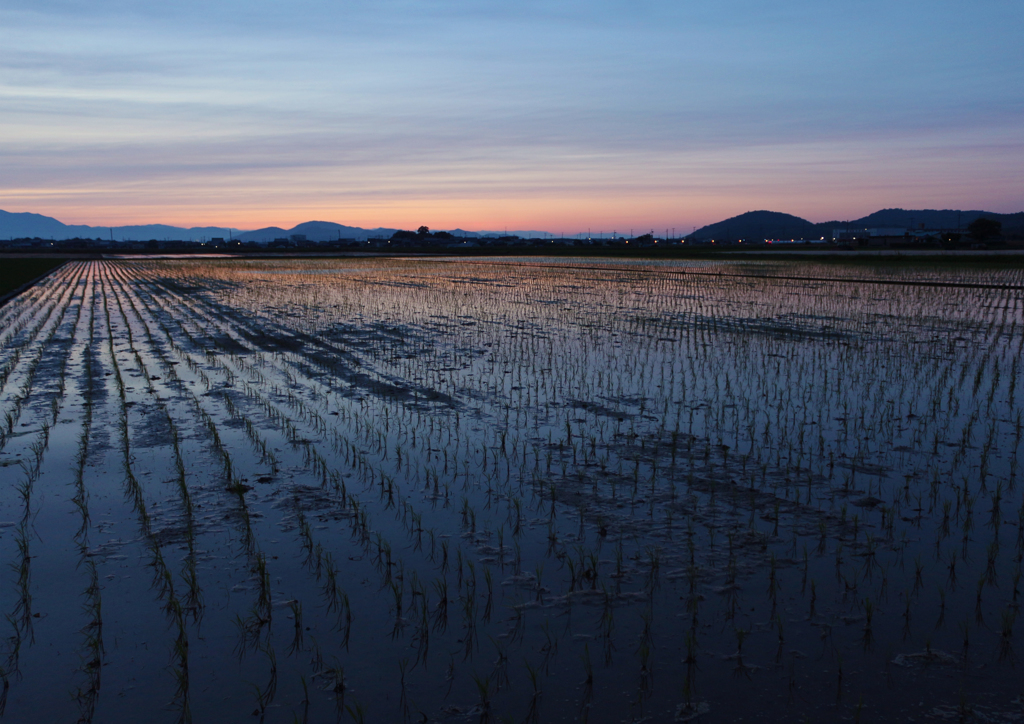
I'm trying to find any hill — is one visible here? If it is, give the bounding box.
[236,221,401,242]
[853,208,1024,233]
[686,211,821,242]
[688,208,1024,241]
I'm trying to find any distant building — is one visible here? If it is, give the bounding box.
[832,228,906,241]
[290,234,307,243]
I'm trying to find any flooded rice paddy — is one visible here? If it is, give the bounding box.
[1,257,1023,723]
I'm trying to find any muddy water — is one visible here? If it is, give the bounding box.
[0,257,1022,723]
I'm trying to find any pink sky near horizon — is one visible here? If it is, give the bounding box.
[5,118,1021,233]
[6,130,1022,233]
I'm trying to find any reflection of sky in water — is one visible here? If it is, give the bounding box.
[239,268,368,274]
[1,258,1022,722]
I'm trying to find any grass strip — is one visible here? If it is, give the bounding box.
[0,258,67,301]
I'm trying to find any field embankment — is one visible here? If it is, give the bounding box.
[0,257,66,302]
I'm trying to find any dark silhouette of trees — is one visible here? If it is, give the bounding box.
[968,217,1001,241]
[390,227,453,244]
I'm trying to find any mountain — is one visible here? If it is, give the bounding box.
[1,210,99,239]
[686,211,821,242]
[0,209,239,241]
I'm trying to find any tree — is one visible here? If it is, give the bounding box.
[417,226,430,236]
[968,217,1001,241]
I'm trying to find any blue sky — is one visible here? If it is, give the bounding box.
[1,0,1022,231]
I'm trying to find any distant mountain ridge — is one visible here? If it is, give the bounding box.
[853,208,1024,230]
[0,210,244,242]
[688,208,1024,241]
[3,207,1022,244]
[0,210,450,242]
[0,209,531,242]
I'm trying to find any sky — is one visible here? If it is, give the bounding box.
[1,0,1022,233]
